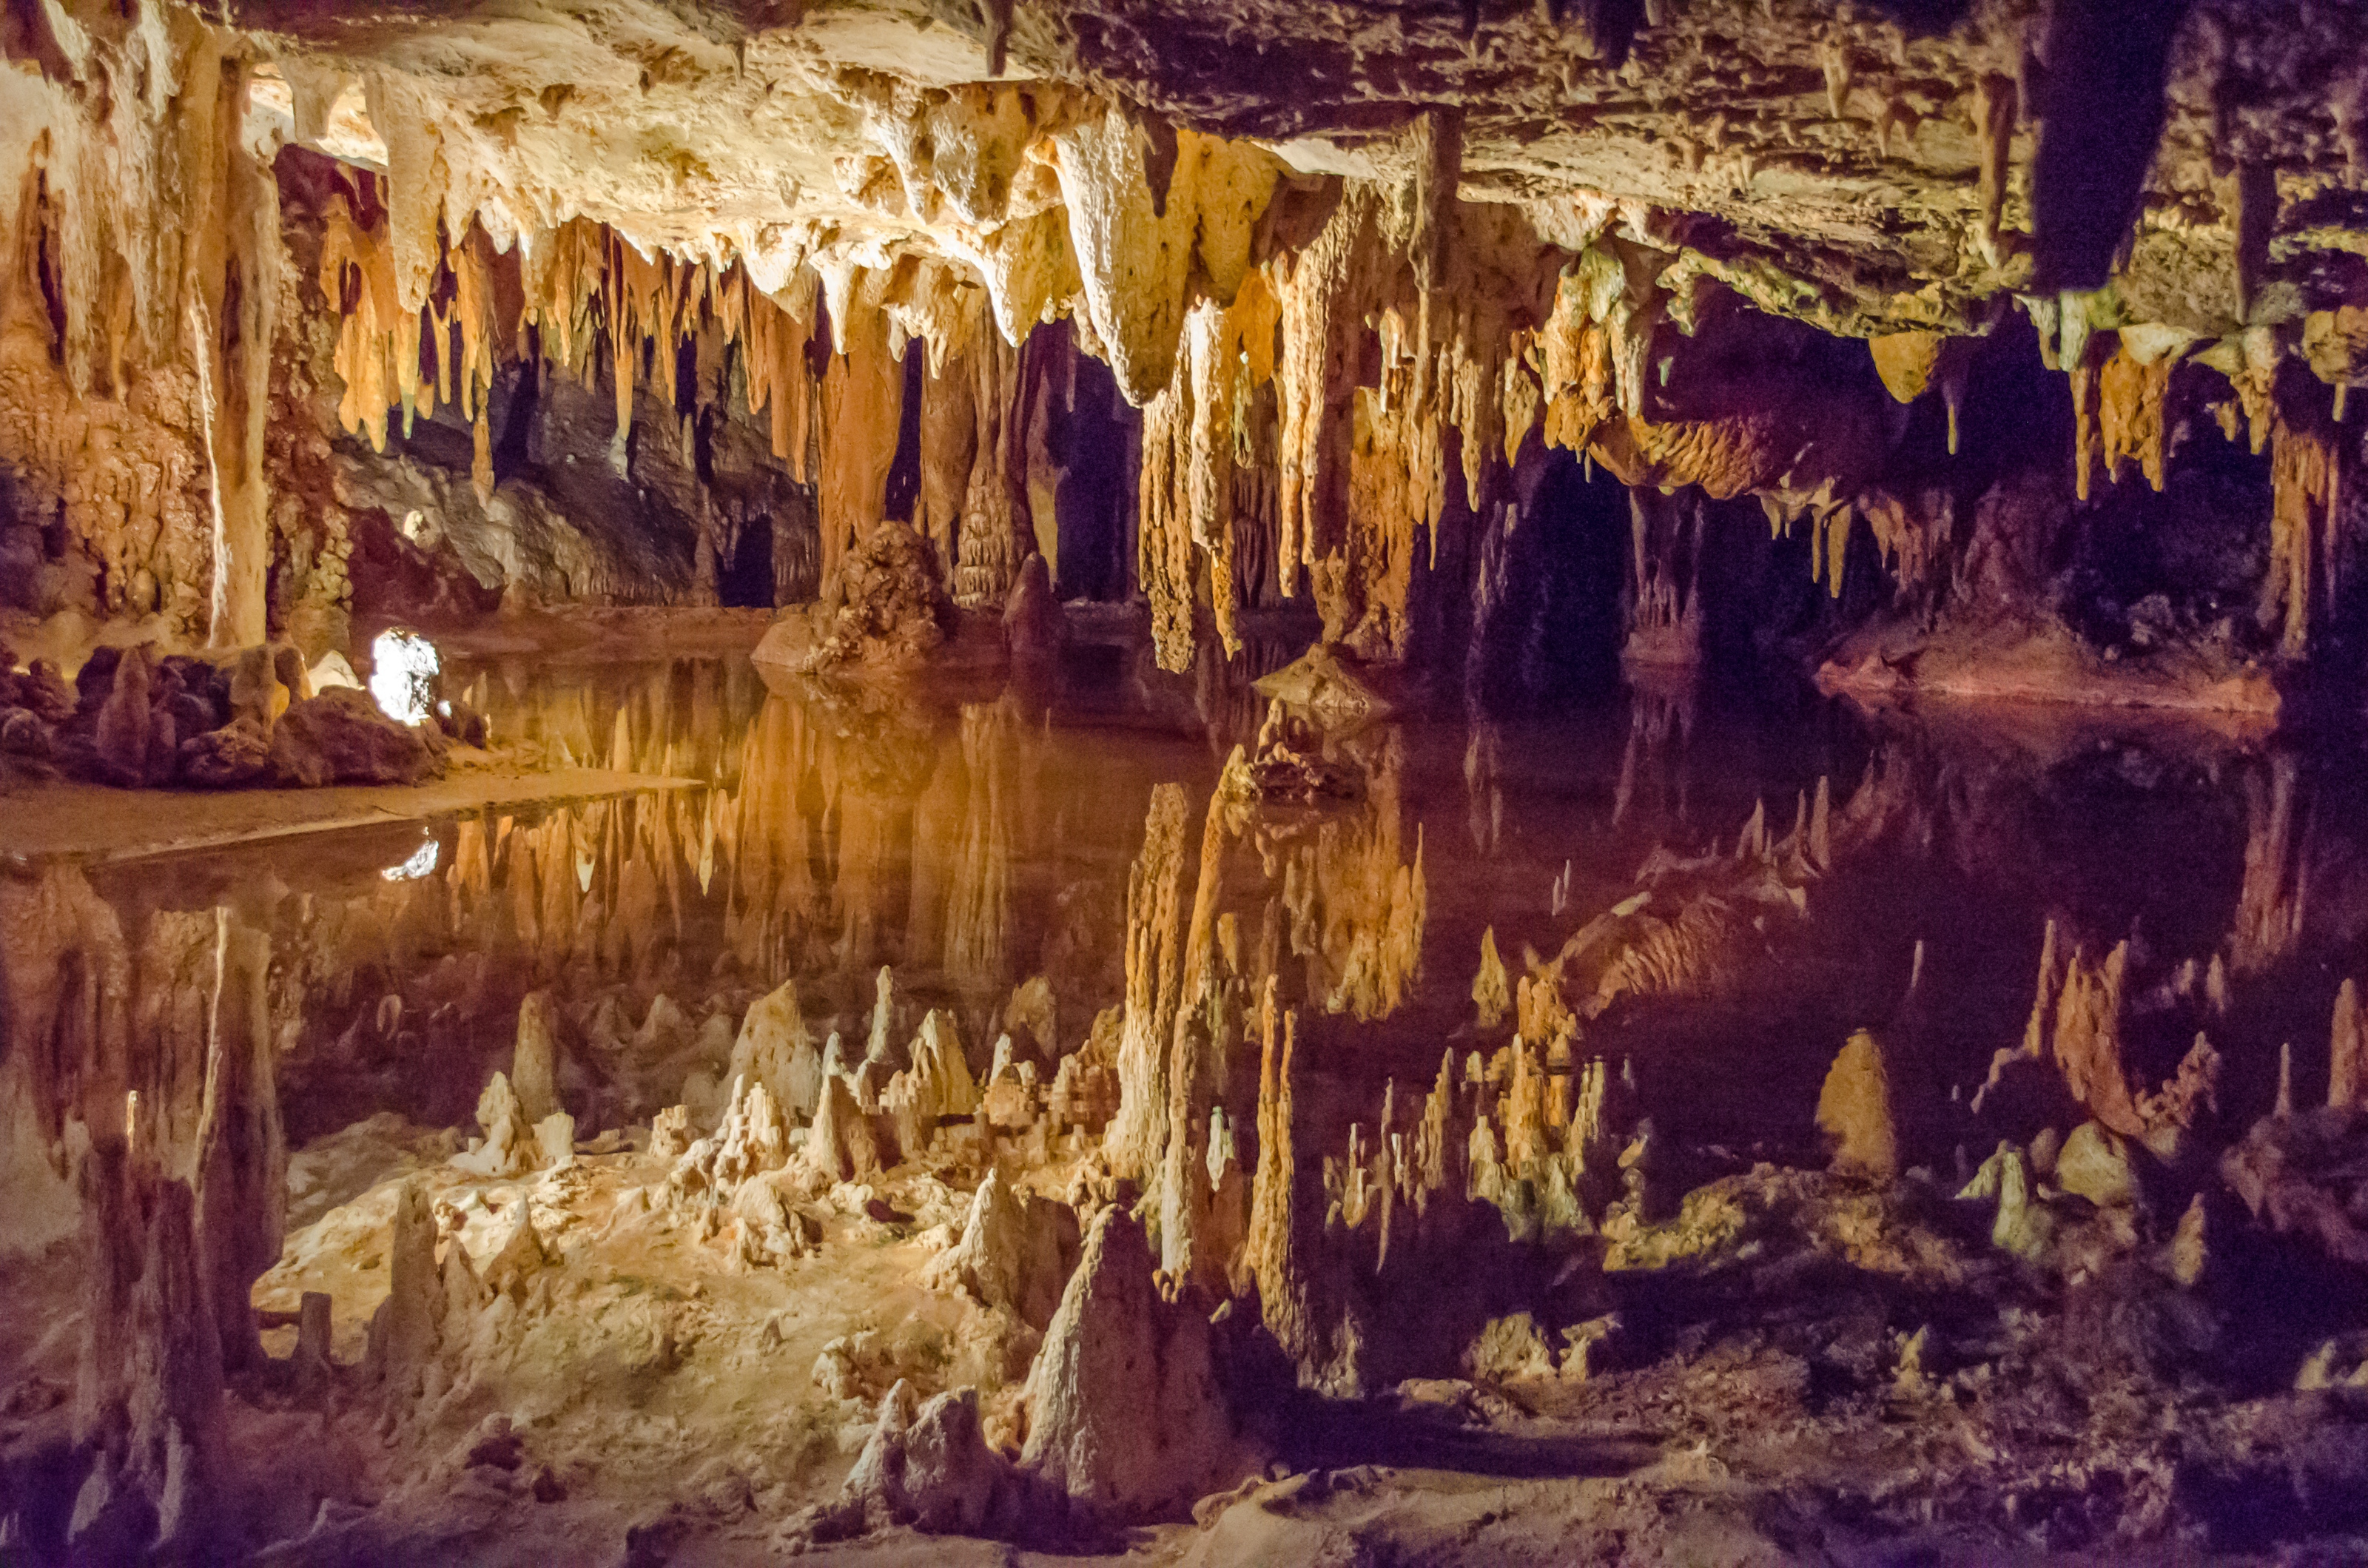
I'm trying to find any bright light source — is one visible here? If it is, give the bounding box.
[369,628,440,725]
[385,838,440,881]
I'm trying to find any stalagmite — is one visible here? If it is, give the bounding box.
[1019,1206,1235,1526]
[1473,926,1511,1030]
[732,978,821,1118]
[929,1168,1080,1331]
[1815,1029,1898,1182]
[2049,940,2139,1139]
[511,990,563,1125]
[2332,980,2364,1112]
[366,1178,443,1393]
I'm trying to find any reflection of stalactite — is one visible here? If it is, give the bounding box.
[1106,786,1192,1182]
[1245,999,1322,1370]
[1252,729,1427,1023]
[1463,500,1514,710]
[943,701,1020,992]
[1464,721,1504,857]
[1157,773,1251,1287]
[72,1141,228,1559]
[2229,753,2310,976]
[1624,488,1703,667]
[727,694,824,984]
[1612,675,1697,830]
[0,867,132,1251]
[194,897,284,1375]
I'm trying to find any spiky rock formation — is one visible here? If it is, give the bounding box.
[1018,1205,1237,1527]
[927,1168,1081,1332]
[0,0,2360,713]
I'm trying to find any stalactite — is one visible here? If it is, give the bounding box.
[2098,340,2174,491]
[918,334,980,574]
[1406,107,1464,297]
[1539,269,1615,453]
[819,280,906,594]
[1275,184,1388,610]
[2263,388,2339,659]
[955,329,1029,606]
[1048,108,1279,406]
[202,58,281,650]
[1859,486,1954,599]
[1971,73,2017,267]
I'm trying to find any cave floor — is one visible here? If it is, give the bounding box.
[0,765,702,863]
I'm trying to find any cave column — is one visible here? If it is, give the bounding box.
[818,289,905,596]
[200,55,282,650]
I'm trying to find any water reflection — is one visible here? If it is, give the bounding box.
[13,645,2368,1555]
[13,658,2368,1211]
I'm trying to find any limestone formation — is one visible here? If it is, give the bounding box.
[1020,1206,1237,1527]
[1816,1030,1899,1184]
[13,4,2368,1564]
[928,1168,1081,1332]
[729,978,823,1121]
[511,991,564,1125]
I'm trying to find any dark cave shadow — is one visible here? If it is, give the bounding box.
[1267,1390,1661,1480]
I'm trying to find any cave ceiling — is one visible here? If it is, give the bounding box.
[202,0,2368,348]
